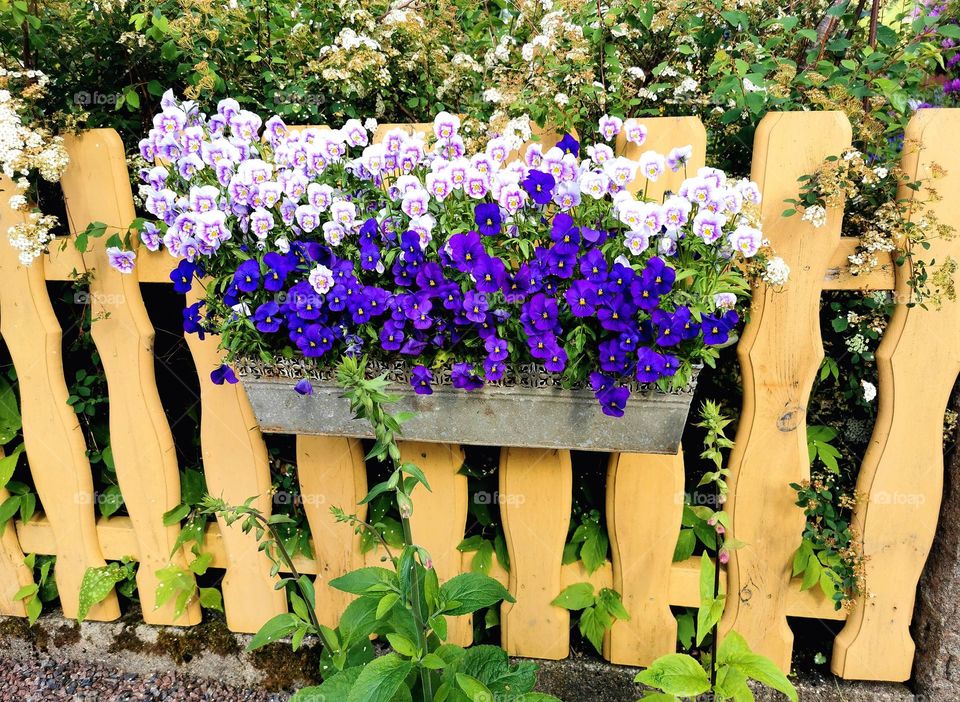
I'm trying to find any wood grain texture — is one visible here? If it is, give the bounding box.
[402,441,471,646]
[0,176,118,621]
[62,130,199,626]
[296,435,368,628]
[605,448,685,665]
[832,109,960,681]
[499,447,572,659]
[183,285,287,633]
[719,111,852,671]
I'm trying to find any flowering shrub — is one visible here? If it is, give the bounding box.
[0,67,70,264]
[136,93,783,415]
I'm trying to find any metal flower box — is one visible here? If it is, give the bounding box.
[237,359,698,454]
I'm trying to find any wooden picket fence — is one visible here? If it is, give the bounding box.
[0,109,957,683]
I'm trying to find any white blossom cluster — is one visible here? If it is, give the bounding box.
[1,69,69,265]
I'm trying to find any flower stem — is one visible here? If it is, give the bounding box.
[398,492,434,702]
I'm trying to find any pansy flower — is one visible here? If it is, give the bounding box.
[451,362,484,391]
[233,259,260,293]
[253,301,282,333]
[475,203,502,237]
[635,348,666,383]
[410,365,434,395]
[211,364,238,385]
[522,170,555,205]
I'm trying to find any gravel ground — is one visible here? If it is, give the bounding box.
[0,651,292,702]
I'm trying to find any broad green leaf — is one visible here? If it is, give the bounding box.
[440,572,514,616]
[295,666,362,701]
[346,653,414,702]
[550,582,594,610]
[246,612,299,651]
[339,596,382,648]
[634,654,710,697]
[673,529,696,562]
[718,631,798,702]
[330,567,398,595]
[696,595,725,646]
[456,674,493,701]
[77,564,126,622]
[385,633,417,657]
[198,587,223,612]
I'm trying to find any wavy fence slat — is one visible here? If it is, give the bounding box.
[402,441,471,646]
[0,455,31,616]
[499,447,572,659]
[832,108,960,681]
[183,286,287,632]
[720,111,852,671]
[61,131,199,625]
[0,177,118,620]
[0,186,40,615]
[601,116,706,666]
[296,436,368,628]
[605,448,685,665]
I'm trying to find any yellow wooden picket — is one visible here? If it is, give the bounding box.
[0,110,954,682]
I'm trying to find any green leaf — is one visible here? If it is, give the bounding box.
[676,611,695,649]
[198,587,223,612]
[330,567,398,595]
[421,653,447,670]
[246,613,299,651]
[696,595,725,646]
[673,529,696,562]
[456,673,494,701]
[346,653,414,702]
[0,376,21,444]
[0,445,24,487]
[634,654,710,697]
[0,495,21,530]
[99,485,124,518]
[77,564,125,622]
[699,552,715,602]
[440,572,514,616]
[718,631,798,701]
[376,592,400,619]
[339,596,382,648]
[578,604,609,654]
[162,503,191,526]
[551,582,595,611]
[295,667,362,701]
[386,633,417,657]
[579,524,608,574]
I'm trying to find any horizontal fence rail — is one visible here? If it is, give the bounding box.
[0,109,956,682]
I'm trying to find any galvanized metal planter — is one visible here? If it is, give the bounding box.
[237,359,698,454]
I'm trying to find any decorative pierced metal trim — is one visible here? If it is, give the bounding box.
[235,356,700,396]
